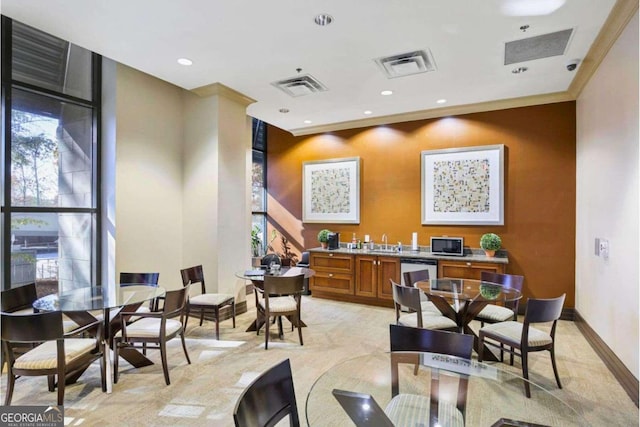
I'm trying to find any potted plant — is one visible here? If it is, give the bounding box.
[480,233,502,257]
[251,225,264,266]
[317,229,331,249]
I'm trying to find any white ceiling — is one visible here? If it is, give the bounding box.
[0,0,625,135]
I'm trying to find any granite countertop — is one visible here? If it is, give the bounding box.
[308,246,509,264]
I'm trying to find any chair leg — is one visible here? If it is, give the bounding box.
[297,315,303,346]
[142,342,147,356]
[231,302,236,328]
[57,368,65,405]
[5,373,15,405]
[180,332,191,364]
[478,334,484,362]
[522,351,531,398]
[264,316,270,350]
[184,306,190,331]
[199,309,204,327]
[160,340,170,385]
[113,339,120,384]
[214,307,220,340]
[100,350,106,392]
[48,375,56,392]
[550,347,562,389]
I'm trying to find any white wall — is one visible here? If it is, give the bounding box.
[114,64,184,289]
[576,12,639,378]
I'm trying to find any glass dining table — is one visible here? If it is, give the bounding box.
[416,278,522,361]
[33,284,165,393]
[306,351,585,426]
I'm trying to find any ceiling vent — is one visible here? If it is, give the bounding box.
[271,74,328,97]
[504,29,573,65]
[374,49,437,79]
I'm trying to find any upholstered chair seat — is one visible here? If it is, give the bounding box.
[397,312,458,330]
[14,338,98,370]
[385,394,464,427]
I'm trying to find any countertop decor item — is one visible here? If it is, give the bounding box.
[480,233,502,257]
[317,229,331,249]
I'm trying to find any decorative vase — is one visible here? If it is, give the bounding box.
[484,249,496,257]
[320,242,328,249]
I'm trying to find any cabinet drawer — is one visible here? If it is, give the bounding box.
[311,273,354,295]
[438,260,505,280]
[311,253,354,274]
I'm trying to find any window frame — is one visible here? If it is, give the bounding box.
[1,16,102,290]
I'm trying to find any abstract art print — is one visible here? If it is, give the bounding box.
[303,157,360,223]
[421,145,504,225]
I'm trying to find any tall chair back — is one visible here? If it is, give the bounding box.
[119,272,160,285]
[1,283,37,313]
[233,359,299,427]
[403,269,430,287]
[388,325,473,425]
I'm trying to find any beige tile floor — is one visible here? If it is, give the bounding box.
[1,295,637,426]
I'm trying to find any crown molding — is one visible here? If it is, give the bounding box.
[289,92,574,136]
[191,82,256,106]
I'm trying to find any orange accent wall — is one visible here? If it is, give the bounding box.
[266,102,576,307]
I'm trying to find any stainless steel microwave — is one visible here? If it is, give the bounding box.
[430,237,465,256]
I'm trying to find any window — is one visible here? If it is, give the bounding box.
[2,17,101,291]
[251,118,267,256]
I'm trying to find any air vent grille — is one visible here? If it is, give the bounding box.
[505,29,573,65]
[375,49,437,79]
[271,74,328,97]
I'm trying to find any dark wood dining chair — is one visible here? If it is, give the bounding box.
[180,265,235,340]
[474,272,525,326]
[261,253,282,268]
[387,324,473,426]
[479,293,566,397]
[233,358,299,427]
[258,274,305,350]
[296,251,311,295]
[1,311,104,405]
[113,286,191,385]
[402,269,441,315]
[391,281,458,331]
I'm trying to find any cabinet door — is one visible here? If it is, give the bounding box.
[438,260,505,279]
[355,256,377,297]
[377,256,400,300]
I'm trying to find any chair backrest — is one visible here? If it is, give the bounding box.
[233,358,299,427]
[180,265,207,294]
[403,269,430,287]
[120,272,160,286]
[389,324,473,359]
[1,283,37,313]
[389,324,472,416]
[1,311,63,342]
[261,254,282,267]
[480,271,524,292]
[162,286,189,317]
[391,280,422,313]
[297,251,310,266]
[263,275,305,296]
[524,294,566,324]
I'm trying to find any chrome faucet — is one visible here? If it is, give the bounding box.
[381,233,388,251]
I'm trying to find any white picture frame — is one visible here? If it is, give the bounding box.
[302,157,360,224]
[421,145,504,225]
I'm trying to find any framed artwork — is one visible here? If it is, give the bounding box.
[421,145,504,225]
[303,157,360,224]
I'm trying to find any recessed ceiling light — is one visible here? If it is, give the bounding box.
[279,108,290,113]
[177,58,193,66]
[381,90,393,96]
[314,14,333,26]
[363,110,373,115]
[512,66,528,74]
[436,99,447,104]
[304,120,312,124]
